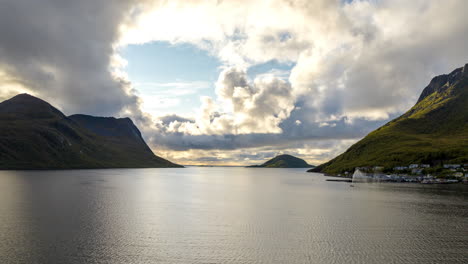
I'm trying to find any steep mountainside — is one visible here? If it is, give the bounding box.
[0,94,182,169]
[249,154,314,168]
[310,64,468,174]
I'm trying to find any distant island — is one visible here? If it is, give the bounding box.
[248,154,315,168]
[310,63,468,179]
[0,94,182,169]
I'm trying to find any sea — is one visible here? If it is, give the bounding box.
[0,167,467,263]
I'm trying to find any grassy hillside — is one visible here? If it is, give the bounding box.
[249,154,314,168]
[311,64,468,174]
[0,94,182,169]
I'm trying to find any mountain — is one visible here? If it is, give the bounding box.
[310,64,468,174]
[0,94,182,169]
[249,154,314,168]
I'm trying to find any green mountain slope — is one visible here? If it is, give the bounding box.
[249,154,314,168]
[0,94,182,169]
[310,64,468,174]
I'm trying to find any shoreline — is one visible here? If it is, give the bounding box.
[322,172,467,185]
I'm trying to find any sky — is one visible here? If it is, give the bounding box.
[0,0,467,165]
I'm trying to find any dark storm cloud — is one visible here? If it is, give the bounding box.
[0,0,142,116]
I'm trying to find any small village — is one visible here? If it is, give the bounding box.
[340,163,468,184]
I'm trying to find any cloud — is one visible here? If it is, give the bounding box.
[134,0,468,165]
[124,0,468,119]
[121,0,343,66]
[0,0,147,116]
[149,115,389,152]
[1,0,468,165]
[289,0,468,120]
[158,114,194,125]
[134,81,212,96]
[154,67,296,135]
[153,139,359,166]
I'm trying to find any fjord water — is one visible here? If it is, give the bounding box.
[0,168,467,263]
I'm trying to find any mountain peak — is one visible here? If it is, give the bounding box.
[417,64,468,103]
[7,93,49,104]
[0,93,65,119]
[463,63,468,76]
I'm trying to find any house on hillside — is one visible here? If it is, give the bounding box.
[444,164,461,169]
[394,166,408,171]
[409,164,419,169]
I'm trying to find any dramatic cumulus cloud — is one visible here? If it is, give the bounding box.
[1,0,468,165]
[156,68,295,135]
[130,0,468,164]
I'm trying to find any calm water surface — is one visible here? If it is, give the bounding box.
[0,167,467,263]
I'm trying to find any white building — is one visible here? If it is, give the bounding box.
[444,164,461,169]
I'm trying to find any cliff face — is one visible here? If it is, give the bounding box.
[0,94,182,169]
[311,64,468,174]
[417,64,468,102]
[69,114,145,143]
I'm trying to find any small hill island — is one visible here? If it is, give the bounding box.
[248,154,315,168]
